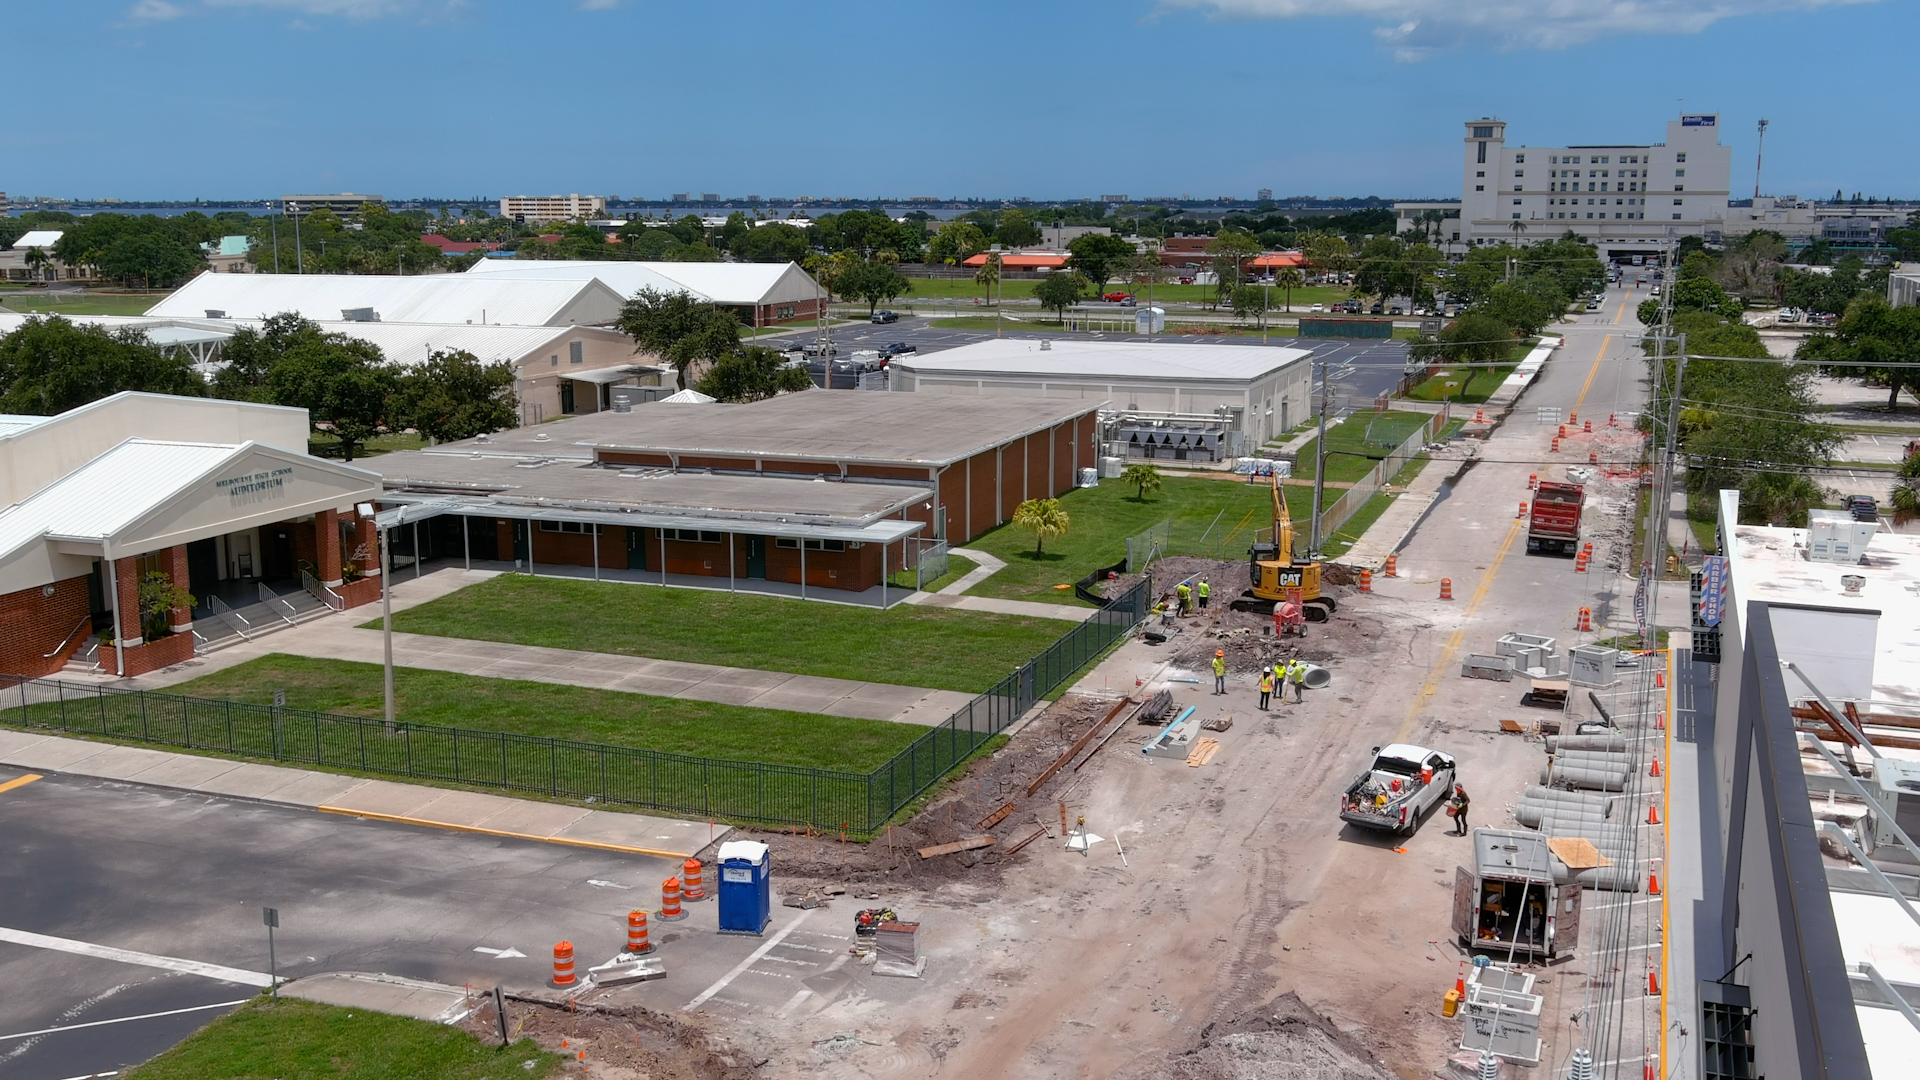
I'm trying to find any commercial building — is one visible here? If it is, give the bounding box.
[365,392,1099,601]
[887,338,1311,451]
[147,271,628,328]
[0,393,382,679]
[1890,265,1920,308]
[0,230,95,283]
[1457,115,1732,258]
[463,259,827,327]
[499,194,607,224]
[1665,490,1920,1079]
[280,194,383,218]
[959,251,1069,272]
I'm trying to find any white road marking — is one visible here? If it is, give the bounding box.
[682,910,812,1011]
[0,998,252,1042]
[776,988,813,1017]
[586,879,631,890]
[473,946,526,959]
[0,927,272,987]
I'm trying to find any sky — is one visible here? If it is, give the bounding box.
[6,0,1915,203]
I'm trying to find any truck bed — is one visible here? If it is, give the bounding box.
[1527,482,1584,555]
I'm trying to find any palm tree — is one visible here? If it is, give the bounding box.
[1273,267,1305,312]
[1508,219,1530,244]
[1892,449,1920,524]
[1121,462,1163,502]
[974,251,1002,304]
[1012,497,1071,557]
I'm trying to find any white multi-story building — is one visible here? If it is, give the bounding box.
[1458,115,1731,258]
[499,194,607,224]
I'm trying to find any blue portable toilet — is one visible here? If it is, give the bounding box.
[716,839,771,935]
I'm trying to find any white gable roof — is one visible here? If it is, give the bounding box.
[10,230,63,250]
[465,259,819,307]
[144,272,624,327]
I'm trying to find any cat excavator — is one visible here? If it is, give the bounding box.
[1229,472,1335,621]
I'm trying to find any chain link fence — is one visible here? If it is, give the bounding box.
[0,578,1148,837]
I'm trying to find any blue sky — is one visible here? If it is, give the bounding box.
[6,0,1913,202]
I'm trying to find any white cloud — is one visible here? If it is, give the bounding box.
[128,0,185,20]
[202,0,444,18]
[1164,0,1885,59]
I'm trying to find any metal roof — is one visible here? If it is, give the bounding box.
[145,271,625,327]
[563,365,646,385]
[0,440,241,557]
[10,230,62,250]
[465,259,819,307]
[892,337,1312,383]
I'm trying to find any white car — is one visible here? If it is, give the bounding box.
[1309,303,1325,313]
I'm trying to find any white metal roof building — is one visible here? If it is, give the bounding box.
[465,259,825,326]
[9,230,64,250]
[145,271,626,328]
[888,338,1314,449]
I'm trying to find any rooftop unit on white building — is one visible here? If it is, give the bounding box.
[1458,115,1731,258]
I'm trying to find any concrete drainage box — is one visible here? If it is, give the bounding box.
[1568,645,1620,688]
[1461,654,1514,682]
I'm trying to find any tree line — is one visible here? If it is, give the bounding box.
[0,313,516,460]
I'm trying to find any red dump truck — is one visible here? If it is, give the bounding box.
[1526,481,1584,555]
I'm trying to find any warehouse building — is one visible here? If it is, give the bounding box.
[463,259,826,327]
[886,337,1312,452]
[0,393,382,679]
[368,392,1101,601]
[146,271,627,328]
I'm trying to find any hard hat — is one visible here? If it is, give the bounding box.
[1215,650,1225,657]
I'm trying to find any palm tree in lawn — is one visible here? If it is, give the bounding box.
[1121,462,1163,502]
[1012,497,1071,557]
[975,252,1002,304]
[1273,267,1305,312]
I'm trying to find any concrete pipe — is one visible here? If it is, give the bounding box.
[1520,785,1612,815]
[1550,749,1633,766]
[1515,804,1611,830]
[1545,733,1629,754]
[1538,764,1631,791]
[1301,664,1332,689]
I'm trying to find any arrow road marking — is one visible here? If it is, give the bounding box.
[587,879,632,890]
[473,947,526,959]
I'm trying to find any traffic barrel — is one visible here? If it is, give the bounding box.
[549,941,576,988]
[1576,607,1592,631]
[1384,554,1399,577]
[1359,569,1372,593]
[1589,450,1599,465]
[1439,578,1454,601]
[1529,473,1538,490]
[659,876,687,921]
[1518,501,1528,519]
[627,910,653,954]
[1474,408,1485,423]
[682,858,706,901]
[1583,419,1593,433]
[1551,437,1561,453]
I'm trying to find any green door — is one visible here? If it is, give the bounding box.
[745,536,767,579]
[511,521,529,563]
[626,527,647,570]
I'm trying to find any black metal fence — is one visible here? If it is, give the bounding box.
[0,578,1147,836]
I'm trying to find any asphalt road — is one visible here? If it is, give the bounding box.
[0,768,686,1080]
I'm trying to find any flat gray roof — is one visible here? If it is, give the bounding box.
[371,450,932,527]
[891,337,1311,383]
[428,391,1100,468]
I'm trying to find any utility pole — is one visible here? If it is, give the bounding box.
[1308,351,1331,555]
[293,207,303,274]
[1754,118,1770,201]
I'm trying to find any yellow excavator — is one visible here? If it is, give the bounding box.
[1230,472,1335,621]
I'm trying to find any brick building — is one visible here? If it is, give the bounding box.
[0,394,381,678]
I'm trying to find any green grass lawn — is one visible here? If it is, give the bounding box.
[0,291,167,316]
[372,575,1061,694]
[1407,365,1514,404]
[963,474,1313,605]
[122,998,559,1080]
[1293,411,1434,484]
[890,553,976,592]
[309,430,428,458]
[167,654,926,769]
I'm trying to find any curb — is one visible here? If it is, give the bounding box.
[314,805,693,860]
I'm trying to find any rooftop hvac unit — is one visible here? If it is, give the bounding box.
[340,307,379,322]
[1099,456,1124,479]
[1863,758,1920,861]
[1806,509,1875,564]
[204,309,226,319]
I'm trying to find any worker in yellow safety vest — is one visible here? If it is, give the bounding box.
[1211,650,1226,695]
[1284,658,1306,703]
[1197,578,1210,611]
[1176,582,1192,615]
[1257,668,1274,710]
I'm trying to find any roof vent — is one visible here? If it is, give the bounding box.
[340,307,379,322]
[1841,574,1865,595]
[204,309,227,319]
[1039,339,1052,350]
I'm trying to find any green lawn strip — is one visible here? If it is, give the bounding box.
[1293,410,1434,484]
[889,553,976,593]
[903,278,1352,307]
[165,654,924,771]
[121,998,560,1080]
[962,474,1301,605]
[371,575,1059,695]
[309,431,428,458]
[1320,455,1434,560]
[1406,365,1514,403]
[0,293,166,316]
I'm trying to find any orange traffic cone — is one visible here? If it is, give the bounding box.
[1454,961,1467,996]
[1474,408,1486,423]
[1589,450,1599,465]
[1583,419,1593,433]
[1655,671,1665,688]
[1359,569,1373,593]
[1569,410,1578,424]
[1558,424,1568,439]
[1656,711,1666,730]
[1518,501,1529,519]
[1647,803,1661,826]
[1439,578,1454,600]
[1648,968,1662,996]
[1650,758,1661,778]
[1644,1049,1656,1080]
[1648,871,1662,896]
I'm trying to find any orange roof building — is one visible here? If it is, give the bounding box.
[960,251,1070,269]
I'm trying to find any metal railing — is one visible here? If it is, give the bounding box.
[0,578,1149,835]
[206,595,254,641]
[258,584,299,626]
[43,615,92,659]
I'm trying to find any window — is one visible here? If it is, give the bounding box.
[1672,214,1683,220]
[1514,169,1524,177]
[1473,125,1494,138]
[569,341,583,364]
[549,354,558,367]
[775,537,846,552]
[664,529,722,543]
[1675,169,1685,177]
[1588,183,1596,191]
[1601,183,1609,191]
[1550,155,1559,164]
[537,521,595,534]
[1676,152,1687,163]
[1673,198,1684,205]
[1512,213,1521,219]
[775,304,796,319]
[1476,171,1485,177]
[1514,186,1522,192]
[1675,185,1684,192]
[1514,154,1525,164]
[1475,185,1484,192]
[1477,142,1486,164]
[1513,199,1522,205]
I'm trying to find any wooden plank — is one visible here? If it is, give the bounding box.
[917,835,995,859]
[1546,837,1610,870]
[1499,719,1527,733]
[1003,827,1048,855]
[1186,737,1222,767]
[977,801,1016,831]
[1027,697,1131,797]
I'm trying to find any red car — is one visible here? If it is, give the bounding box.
[1102,292,1135,303]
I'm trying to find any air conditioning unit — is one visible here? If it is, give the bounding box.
[1806,509,1875,564]
[340,307,379,322]
[204,309,227,319]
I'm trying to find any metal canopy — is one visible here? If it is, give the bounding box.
[377,491,924,544]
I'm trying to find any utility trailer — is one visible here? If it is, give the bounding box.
[1451,829,1582,959]
[1526,481,1584,555]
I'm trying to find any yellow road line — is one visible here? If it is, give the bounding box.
[1614,296,1628,324]
[1398,517,1524,740]
[316,805,693,860]
[0,773,43,795]
[1572,333,1611,416]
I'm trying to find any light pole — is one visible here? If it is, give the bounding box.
[1308,350,1331,555]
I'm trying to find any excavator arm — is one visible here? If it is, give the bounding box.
[1269,472,1294,565]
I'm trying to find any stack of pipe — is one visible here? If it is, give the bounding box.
[1538,749,1633,791]
[1543,731,1628,754]
[1513,786,1641,891]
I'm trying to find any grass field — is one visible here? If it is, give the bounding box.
[168,654,927,770]
[962,474,1311,605]
[891,552,976,593]
[1293,410,1434,484]
[122,998,559,1080]
[372,575,1061,694]
[309,431,428,458]
[1407,365,1513,404]
[0,291,166,316]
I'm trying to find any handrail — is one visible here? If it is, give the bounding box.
[43,615,92,659]
[207,595,253,640]
[259,584,298,626]
[300,569,345,612]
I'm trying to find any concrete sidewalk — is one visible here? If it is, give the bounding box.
[283,972,481,1024]
[1330,445,1465,567]
[107,569,977,728]
[0,728,730,858]
[900,547,1095,621]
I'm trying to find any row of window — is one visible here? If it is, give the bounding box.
[776,537,847,552]
[1517,212,1685,222]
[530,522,848,550]
[1530,197,1648,206]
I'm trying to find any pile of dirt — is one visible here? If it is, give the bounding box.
[1118,992,1397,1080]
[464,994,758,1079]
[744,694,1131,894]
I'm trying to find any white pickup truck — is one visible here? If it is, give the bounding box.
[1338,743,1457,834]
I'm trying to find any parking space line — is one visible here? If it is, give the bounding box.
[682,909,813,1011]
[0,927,273,987]
[0,998,252,1043]
[0,773,42,795]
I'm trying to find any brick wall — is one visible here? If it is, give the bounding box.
[314,508,342,585]
[337,577,381,610]
[164,545,191,634]
[113,556,143,646]
[104,631,195,678]
[0,575,92,678]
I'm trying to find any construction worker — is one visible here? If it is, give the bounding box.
[1257,667,1273,710]
[1285,658,1306,703]
[1197,577,1210,611]
[1176,581,1192,616]
[1212,650,1226,695]
[1447,784,1471,835]
[1272,659,1286,702]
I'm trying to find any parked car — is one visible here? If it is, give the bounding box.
[1810,312,1837,326]
[1339,743,1457,834]
[880,342,917,358]
[1369,301,1385,315]
[1309,303,1325,313]
[871,310,899,324]
[1178,276,1195,285]
[1845,495,1879,522]
[1585,300,1601,311]
[802,341,838,357]
[1650,285,1662,298]
[1102,292,1136,304]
